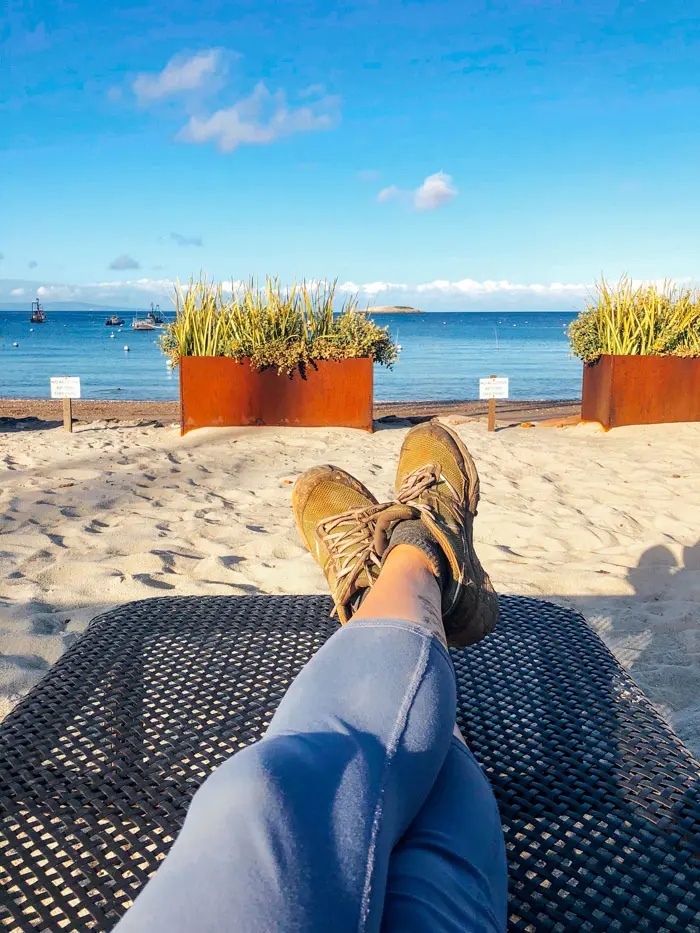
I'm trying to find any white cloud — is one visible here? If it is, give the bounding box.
[128,53,338,155]
[28,279,175,305]
[133,50,222,104]
[414,279,588,295]
[170,232,203,247]
[90,278,175,295]
[376,185,404,204]
[219,280,246,295]
[9,275,694,311]
[298,83,326,99]
[37,284,83,300]
[338,279,589,298]
[377,172,458,211]
[414,172,458,211]
[109,253,141,270]
[353,281,408,296]
[178,82,339,152]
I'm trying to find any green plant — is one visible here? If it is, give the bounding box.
[161,277,399,376]
[569,276,700,362]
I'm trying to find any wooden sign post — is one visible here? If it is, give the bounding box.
[50,377,81,433]
[63,398,73,432]
[487,394,497,433]
[479,375,509,432]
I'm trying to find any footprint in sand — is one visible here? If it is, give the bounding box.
[45,533,67,548]
[31,615,68,636]
[85,519,110,534]
[271,541,307,560]
[193,509,220,524]
[219,555,245,568]
[149,549,181,572]
[4,653,50,672]
[131,573,176,590]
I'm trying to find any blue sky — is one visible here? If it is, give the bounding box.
[2,0,700,309]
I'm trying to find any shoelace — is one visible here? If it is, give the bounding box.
[393,463,468,607]
[397,461,479,515]
[316,505,386,618]
[317,502,417,617]
[395,463,462,521]
[316,465,468,619]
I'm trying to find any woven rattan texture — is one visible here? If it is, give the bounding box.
[1,595,699,932]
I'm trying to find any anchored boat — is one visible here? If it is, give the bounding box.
[131,316,157,331]
[147,303,164,325]
[30,298,46,323]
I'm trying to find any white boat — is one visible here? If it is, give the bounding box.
[131,316,157,331]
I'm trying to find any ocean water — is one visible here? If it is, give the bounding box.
[0,310,582,402]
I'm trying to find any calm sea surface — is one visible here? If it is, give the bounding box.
[0,310,581,401]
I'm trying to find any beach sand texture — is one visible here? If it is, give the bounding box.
[1,418,699,757]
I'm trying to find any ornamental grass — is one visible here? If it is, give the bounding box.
[161,277,398,376]
[569,276,700,362]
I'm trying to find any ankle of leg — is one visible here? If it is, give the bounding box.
[383,520,448,590]
[382,543,439,579]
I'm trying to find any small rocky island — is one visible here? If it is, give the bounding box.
[366,305,425,314]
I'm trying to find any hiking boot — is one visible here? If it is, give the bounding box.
[393,422,498,646]
[293,464,414,623]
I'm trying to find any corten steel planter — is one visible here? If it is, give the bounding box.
[581,354,700,429]
[180,356,374,434]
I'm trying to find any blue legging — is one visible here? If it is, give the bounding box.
[115,618,508,932]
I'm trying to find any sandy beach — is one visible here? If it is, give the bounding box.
[1,416,699,757]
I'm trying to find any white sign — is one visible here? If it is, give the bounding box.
[50,377,81,399]
[479,376,509,400]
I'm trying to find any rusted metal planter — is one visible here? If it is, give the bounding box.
[180,356,374,434]
[581,354,700,429]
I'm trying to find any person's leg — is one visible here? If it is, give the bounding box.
[358,426,509,932]
[352,540,448,642]
[117,419,505,933]
[114,545,457,933]
[381,736,508,933]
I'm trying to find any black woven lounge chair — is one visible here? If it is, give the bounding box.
[1,595,699,932]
